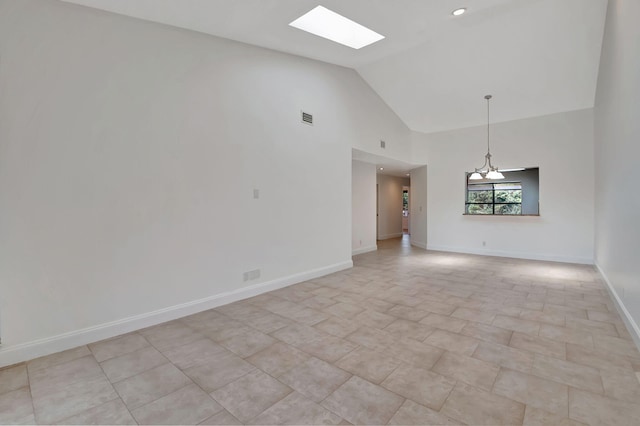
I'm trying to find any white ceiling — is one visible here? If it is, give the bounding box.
[62,0,608,133]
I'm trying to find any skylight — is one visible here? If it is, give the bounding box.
[289,6,385,49]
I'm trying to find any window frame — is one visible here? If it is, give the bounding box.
[465,181,523,215]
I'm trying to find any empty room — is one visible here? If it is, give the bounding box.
[1,0,639,425]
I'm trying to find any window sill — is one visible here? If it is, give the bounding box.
[462,214,540,216]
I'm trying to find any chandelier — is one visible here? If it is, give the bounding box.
[469,95,504,180]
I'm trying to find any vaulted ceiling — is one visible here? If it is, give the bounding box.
[62,0,608,134]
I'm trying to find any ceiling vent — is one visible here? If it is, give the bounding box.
[301,111,313,125]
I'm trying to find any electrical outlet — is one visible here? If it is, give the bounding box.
[482,241,486,246]
[253,189,260,199]
[380,140,386,149]
[243,269,261,282]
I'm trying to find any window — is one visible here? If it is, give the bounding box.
[403,189,409,217]
[466,182,522,215]
[464,167,539,215]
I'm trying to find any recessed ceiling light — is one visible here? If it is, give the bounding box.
[289,6,385,49]
[406,173,410,176]
[452,8,466,16]
[379,167,384,171]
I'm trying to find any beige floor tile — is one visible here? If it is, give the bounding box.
[322,376,404,425]
[199,409,242,425]
[114,363,192,410]
[353,309,397,329]
[100,346,168,383]
[243,312,292,334]
[510,332,566,359]
[335,346,402,384]
[388,399,458,425]
[216,327,276,358]
[493,369,569,415]
[271,323,325,347]
[461,321,513,346]
[249,391,343,425]
[183,351,255,393]
[0,387,35,425]
[298,334,358,363]
[314,316,361,338]
[531,354,603,393]
[364,297,395,313]
[210,369,292,423]
[539,324,594,348]
[139,321,203,351]
[0,364,28,395]
[57,398,136,425]
[519,309,566,327]
[493,315,541,335]
[278,357,351,402]
[565,316,619,337]
[246,342,310,377]
[599,365,640,403]
[440,382,525,425]
[161,338,226,370]
[451,307,496,324]
[279,307,329,326]
[323,302,365,319]
[345,326,397,351]
[566,343,634,372]
[386,305,430,321]
[89,333,150,362]
[424,329,480,356]
[383,337,444,369]
[33,374,118,424]
[523,405,586,425]
[569,387,640,426]
[381,363,455,411]
[473,341,535,373]
[420,300,458,316]
[302,295,338,310]
[543,304,588,319]
[432,351,500,391]
[419,312,467,333]
[384,319,434,341]
[30,355,104,393]
[27,346,91,373]
[132,384,222,425]
[592,333,640,358]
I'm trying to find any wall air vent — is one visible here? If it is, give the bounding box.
[301,111,313,125]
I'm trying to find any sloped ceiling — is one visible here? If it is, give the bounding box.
[62,0,608,133]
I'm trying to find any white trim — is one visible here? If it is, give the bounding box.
[410,240,427,250]
[352,245,377,256]
[377,232,403,240]
[596,264,640,351]
[0,260,352,368]
[426,245,593,265]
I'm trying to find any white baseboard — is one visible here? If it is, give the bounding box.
[410,240,427,250]
[377,233,403,241]
[0,260,353,368]
[596,264,640,351]
[352,245,377,256]
[426,245,593,265]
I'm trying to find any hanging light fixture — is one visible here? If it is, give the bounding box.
[469,95,504,180]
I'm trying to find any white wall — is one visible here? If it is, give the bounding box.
[409,166,428,249]
[352,161,377,255]
[413,108,595,263]
[0,0,412,366]
[376,174,410,240]
[594,0,640,343]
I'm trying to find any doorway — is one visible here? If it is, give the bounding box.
[402,186,410,234]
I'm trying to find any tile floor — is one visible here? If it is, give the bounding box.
[2,237,640,425]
